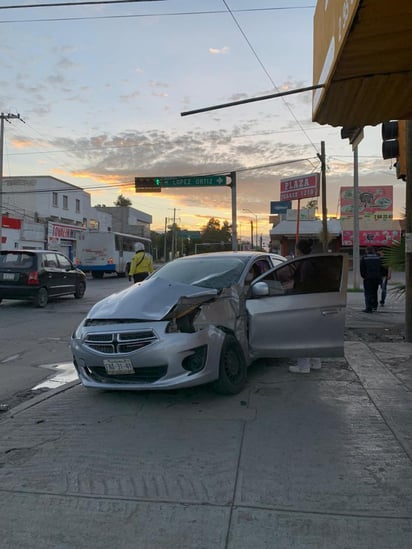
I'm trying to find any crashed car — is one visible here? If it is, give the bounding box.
[71,251,347,394]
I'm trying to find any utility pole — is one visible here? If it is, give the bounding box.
[341,127,364,289]
[0,112,24,250]
[317,141,328,252]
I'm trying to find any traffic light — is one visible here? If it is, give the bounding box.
[381,120,407,181]
[135,177,162,192]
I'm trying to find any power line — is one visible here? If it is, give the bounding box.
[1,156,317,195]
[221,0,319,162]
[0,0,165,9]
[0,5,315,24]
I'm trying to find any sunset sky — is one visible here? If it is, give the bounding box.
[1,0,405,243]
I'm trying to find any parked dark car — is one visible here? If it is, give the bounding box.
[0,249,87,307]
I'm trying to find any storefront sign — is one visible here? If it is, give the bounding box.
[342,229,401,247]
[280,173,320,201]
[340,186,393,219]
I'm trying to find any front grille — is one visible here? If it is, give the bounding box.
[87,365,167,383]
[84,329,158,354]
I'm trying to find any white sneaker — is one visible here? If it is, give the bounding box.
[289,364,310,374]
[310,358,322,370]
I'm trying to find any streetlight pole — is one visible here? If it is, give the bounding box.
[243,208,258,249]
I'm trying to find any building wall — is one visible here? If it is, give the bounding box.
[95,206,152,238]
[1,176,152,253]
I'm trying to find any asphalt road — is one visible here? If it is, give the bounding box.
[0,271,407,411]
[0,274,131,410]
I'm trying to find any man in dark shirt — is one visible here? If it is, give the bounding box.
[360,246,384,313]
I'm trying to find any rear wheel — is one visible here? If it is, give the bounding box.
[213,334,247,395]
[34,287,48,308]
[74,281,86,299]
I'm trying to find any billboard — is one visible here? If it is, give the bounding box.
[340,186,393,220]
[280,173,320,201]
[342,229,401,247]
[270,200,292,214]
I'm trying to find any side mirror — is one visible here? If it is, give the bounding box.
[251,281,269,297]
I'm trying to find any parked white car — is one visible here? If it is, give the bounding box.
[71,251,347,394]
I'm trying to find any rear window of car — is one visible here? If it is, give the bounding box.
[0,252,35,269]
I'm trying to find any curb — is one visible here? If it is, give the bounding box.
[0,380,80,422]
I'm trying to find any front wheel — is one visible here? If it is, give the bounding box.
[74,281,86,299]
[213,334,247,395]
[34,287,48,308]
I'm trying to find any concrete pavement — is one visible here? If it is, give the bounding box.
[1,283,412,548]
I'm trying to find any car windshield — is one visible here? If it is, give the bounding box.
[0,252,34,269]
[150,256,249,289]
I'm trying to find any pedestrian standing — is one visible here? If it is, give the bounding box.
[288,238,322,374]
[128,242,154,283]
[360,246,383,313]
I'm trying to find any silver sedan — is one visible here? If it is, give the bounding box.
[71,251,347,394]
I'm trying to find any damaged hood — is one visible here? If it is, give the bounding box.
[86,276,218,321]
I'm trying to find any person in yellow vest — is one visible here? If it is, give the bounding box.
[128,242,154,283]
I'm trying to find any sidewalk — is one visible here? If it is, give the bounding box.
[1,290,412,548]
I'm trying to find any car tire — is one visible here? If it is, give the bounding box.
[34,287,48,308]
[74,281,86,299]
[213,334,247,395]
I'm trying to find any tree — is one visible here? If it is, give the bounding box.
[114,194,132,207]
[201,217,232,243]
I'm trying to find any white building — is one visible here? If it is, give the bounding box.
[95,206,152,239]
[0,176,151,259]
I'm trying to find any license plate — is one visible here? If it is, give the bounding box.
[103,358,134,375]
[2,273,16,281]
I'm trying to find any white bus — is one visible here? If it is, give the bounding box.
[75,231,152,278]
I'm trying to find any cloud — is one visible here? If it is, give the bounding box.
[209,46,230,55]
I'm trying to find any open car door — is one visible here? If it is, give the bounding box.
[246,253,348,359]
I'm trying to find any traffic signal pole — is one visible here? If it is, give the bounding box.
[405,121,412,342]
[230,171,238,251]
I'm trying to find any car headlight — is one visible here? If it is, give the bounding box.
[165,308,199,334]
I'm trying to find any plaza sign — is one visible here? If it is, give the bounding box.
[280,173,320,201]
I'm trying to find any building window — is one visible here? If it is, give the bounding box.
[52,192,58,207]
[75,199,80,213]
[63,195,68,210]
[82,218,87,228]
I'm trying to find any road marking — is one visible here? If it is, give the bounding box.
[1,354,21,363]
[33,362,78,390]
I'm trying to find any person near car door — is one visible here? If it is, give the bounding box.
[288,238,322,374]
[360,246,384,313]
[128,242,154,283]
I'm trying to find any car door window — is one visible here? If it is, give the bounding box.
[44,253,59,268]
[245,258,272,285]
[57,254,72,270]
[253,255,343,296]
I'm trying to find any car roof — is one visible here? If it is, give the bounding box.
[176,251,276,260]
[1,249,54,254]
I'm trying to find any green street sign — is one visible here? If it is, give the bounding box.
[161,175,227,188]
[180,230,201,239]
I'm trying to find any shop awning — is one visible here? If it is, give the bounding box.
[312,0,412,127]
